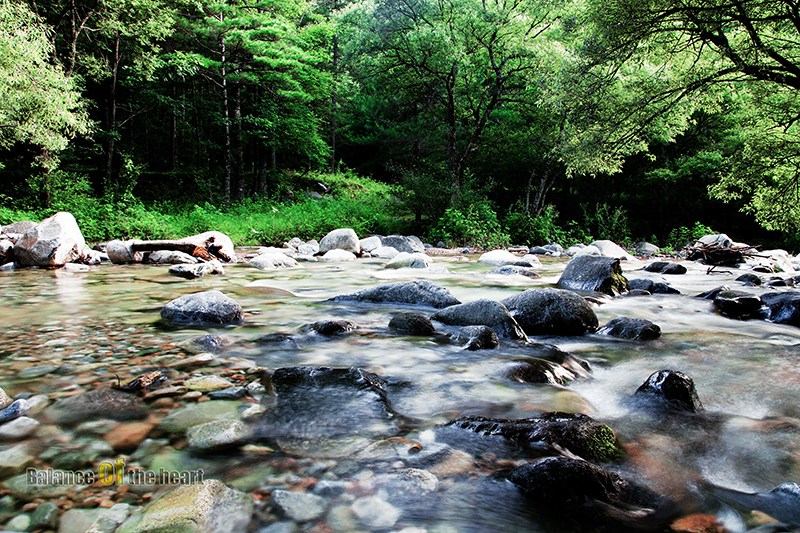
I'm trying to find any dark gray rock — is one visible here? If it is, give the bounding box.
[736,273,763,286]
[696,285,729,300]
[380,235,425,254]
[644,261,687,274]
[440,412,621,462]
[557,255,630,295]
[432,299,527,340]
[308,320,357,336]
[499,456,673,529]
[597,317,661,341]
[761,292,800,327]
[713,290,762,319]
[706,482,800,525]
[501,288,598,336]
[329,280,460,309]
[185,334,230,353]
[253,367,400,442]
[207,386,247,400]
[388,312,435,335]
[43,390,149,425]
[450,325,499,350]
[160,290,244,326]
[627,278,682,294]
[634,369,703,413]
[489,265,540,278]
[504,359,577,385]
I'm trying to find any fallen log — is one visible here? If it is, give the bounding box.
[685,242,761,267]
[130,240,214,261]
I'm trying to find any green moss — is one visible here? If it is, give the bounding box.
[586,424,623,462]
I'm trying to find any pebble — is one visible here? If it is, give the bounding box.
[351,495,401,528]
[187,419,251,452]
[0,443,35,478]
[207,386,247,400]
[270,489,329,522]
[103,421,156,452]
[0,417,39,441]
[184,375,234,392]
[17,365,60,378]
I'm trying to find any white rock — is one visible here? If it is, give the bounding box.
[319,228,359,254]
[590,240,634,261]
[574,245,601,256]
[519,254,543,267]
[359,236,382,253]
[477,250,523,267]
[321,249,357,262]
[351,496,401,529]
[297,243,318,256]
[147,250,197,264]
[385,252,432,269]
[372,246,399,259]
[697,234,733,248]
[249,252,298,270]
[106,239,136,264]
[14,212,87,267]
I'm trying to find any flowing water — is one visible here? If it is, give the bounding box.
[2,253,800,532]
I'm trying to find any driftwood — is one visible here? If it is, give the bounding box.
[130,240,214,261]
[685,242,761,267]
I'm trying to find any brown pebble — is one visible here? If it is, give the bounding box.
[103,421,155,452]
[148,397,175,409]
[21,502,37,512]
[670,514,730,533]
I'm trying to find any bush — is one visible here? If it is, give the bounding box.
[582,203,630,243]
[666,221,715,249]
[505,203,567,246]
[428,202,510,249]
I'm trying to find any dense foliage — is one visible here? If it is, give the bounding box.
[0,0,798,250]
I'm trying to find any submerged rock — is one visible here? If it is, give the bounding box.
[450,325,500,350]
[634,370,703,413]
[489,265,541,278]
[706,482,800,525]
[329,280,460,309]
[43,390,149,425]
[597,317,661,341]
[249,252,298,270]
[253,367,400,442]
[501,288,598,336]
[440,412,621,462]
[499,456,673,530]
[161,290,244,326]
[115,480,252,533]
[388,312,435,335]
[385,252,432,269]
[432,299,527,340]
[760,292,800,327]
[629,278,681,294]
[306,320,357,336]
[557,255,630,296]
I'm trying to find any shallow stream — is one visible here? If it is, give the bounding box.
[2,253,800,532]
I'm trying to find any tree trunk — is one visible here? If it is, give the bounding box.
[104,30,121,196]
[331,35,338,174]
[220,33,232,206]
[530,163,556,218]
[233,84,245,201]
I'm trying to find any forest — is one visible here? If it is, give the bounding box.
[1,0,799,251]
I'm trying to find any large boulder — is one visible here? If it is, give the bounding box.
[501,288,598,336]
[161,290,244,326]
[319,228,360,254]
[431,299,527,340]
[635,242,660,256]
[372,246,400,259]
[557,255,630,296]
[760,292,800,327]
[13,212,89,267]
[590,240,634,261]
[597,317,661,340]
[329,280,460,309]
[380,235,425,254]
[320,249,357,262]
[115,480,252,533]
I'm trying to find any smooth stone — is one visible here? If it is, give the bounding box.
[385,252,432,269]
[160,290,244,327]
[634,369,704,413]
[320,249,357,262]
[5,473,74,501]
[59,504,131,533]
[590,240,634,261]
[388,312,436,335]
[270,489,328,522]
[761,292,800,327]
[307,319,357,336]
[713,290,762,319]
[597,317,661,341]
[319,228,360,254]
[184,375,235,393]
[501,288,599,336]
[207,386,247,400]
[30,500,60,530]
[557,255,630,296]
[432,299,527,340]
[359,236,382,252]
[5,513,30,531]
[644,261,687,274]
[489,265,541,278]
[0,417,40,441]
[148,250,197,264]
[188,420,251,452]
[249,252,298,270]
[450,325,500,350]
[372,246,400,259]
[116,480,252,533]
[17,365,59,378]
[0,400,29,424]
[0,443,35,478]
[43,390,148,425]
[380,235,425,254]
[168,261,224,279]
[103,422,156,452]
[158,401,243,434]
[330,280,460,309]
[478,250,526,267]
[351,495,401,528]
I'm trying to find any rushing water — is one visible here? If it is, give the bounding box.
[2,253,800,532]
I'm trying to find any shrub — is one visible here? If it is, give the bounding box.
[429,202,510,249]
[666,221,715,249]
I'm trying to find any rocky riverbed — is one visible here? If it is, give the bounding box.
[2,220,800,533]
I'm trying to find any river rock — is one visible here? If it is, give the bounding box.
[697,234,734,248]
[760,292,800,327]
[329,280,460,308]
[385,252,432,269]
[107,239,137,264]
[320,249,356,261]
[359,236,382,252]
[0,388,12,410]
[147,250,197,264]
[351,495,401,529]
[706,482,800,525]
[169,261,224,279]
[270,490,328,522]
[59,504,130,533]
[30,501,59,530]
[179,231,236,263]
[529,243,562,256]
[503,359,578,385]
[634,369,703,412]
[736,273,762,286]
[644,261,687,274]
[597,317,661,340]
[304,319,357,336]
[636,242,660,256]
[115,480,252,533]
[253,367,399,442]
[388,312,435,335]
[14,212,89,267]
[161,290,244,326]
[158,401,242,434]
[478,250,526,267]
[0,443,35,478]
[431,299,527,340]
[590,240,634,260]
[713,290,762,319]
[187,420,251,452]
[43,389,149,425]
[450,325,500,350]
[500,456,671,528]
[557,255,630,295]
[629,278,680,294]
[372,246,400,259]
[0,239,12,266]
[249,252,298,270]
[380,235,425,253]
[319,228,359,254]
[1,220,36,236]
[501,288,599,336]
[489,265,541,278]
[440,412,620,462]
[0,417,40,441]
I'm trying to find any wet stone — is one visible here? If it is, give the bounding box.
[351,495,401,529]
[0,417,39,441]
[43,390,148,425]
[0,443,35,479]
[30,500,59,530]
[504,359,576,385]
[760,292,800,327]
[737,273,763,286]
[557,255,630,295]
[432,299,527,340]
[308,319,357,336]
[160,290,244,327]
[644,261,687,274]
[16,365,59,379]
[713,290,762,319]
[158,400,243,434]
[59,504,130,533]
[388,312,436,336]
[450,325,500,350]
[207,386,247,400]
[0,400,30,425]
[501,288,599,336]
[187,419,252,452]
[597,317,661,341]
[184,375,234,392]
[329,280,461,309]
[634,369,703,413]
[270,489,328,522]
